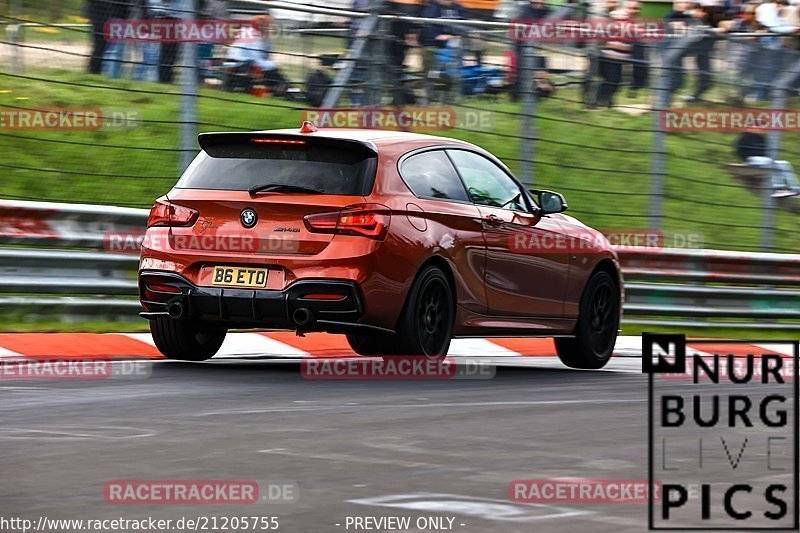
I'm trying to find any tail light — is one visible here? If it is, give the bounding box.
[147,199,198,228]
[303,203,391,240]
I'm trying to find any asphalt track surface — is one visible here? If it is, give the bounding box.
[1,352,795,533]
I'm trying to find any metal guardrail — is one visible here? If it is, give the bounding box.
[620,247,800,330]
[2,199,799,329]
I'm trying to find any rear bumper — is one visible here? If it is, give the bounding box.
[138,271,393,334]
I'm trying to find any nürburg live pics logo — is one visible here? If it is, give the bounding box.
[644,333,798,530]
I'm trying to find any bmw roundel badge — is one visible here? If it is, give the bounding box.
[240,208,258,228]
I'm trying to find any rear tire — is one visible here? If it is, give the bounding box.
[555,271,619,369]
[150,317,226,361]
[346,266,454,360]
[393,265,454,359]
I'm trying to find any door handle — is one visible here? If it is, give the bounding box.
[483,214,503,228]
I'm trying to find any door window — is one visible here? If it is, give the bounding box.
[447,150,528,212]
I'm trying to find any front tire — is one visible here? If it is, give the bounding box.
[150,317,226,361]
[555,271,620,369]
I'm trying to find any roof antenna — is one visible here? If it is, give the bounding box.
[300,121,318,134]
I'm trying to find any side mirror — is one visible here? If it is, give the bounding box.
[531,189,568,215]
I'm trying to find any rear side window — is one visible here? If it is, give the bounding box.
[399,151,469,202]
[176,141,377,195]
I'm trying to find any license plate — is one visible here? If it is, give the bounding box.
[212,266,268,288]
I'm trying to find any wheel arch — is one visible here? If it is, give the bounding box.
[588,256,624,326]
[419,255,457,302]
[394,254,458,329]
[591,257,622,289]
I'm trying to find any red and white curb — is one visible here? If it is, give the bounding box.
[0,333,634,359]
[0,334,793,374]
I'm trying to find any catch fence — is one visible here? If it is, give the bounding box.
[1,0,799,252]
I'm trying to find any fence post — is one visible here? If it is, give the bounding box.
[762,90,784,252]
[178,0,198,173]
[366,0,386,107]
[518,41,536,188]
[649,51,670,232]
[8,0,21,74]
[7,25,20,74]
[321,14,375,108]
[517,5,574,188]
[650,31,694,232]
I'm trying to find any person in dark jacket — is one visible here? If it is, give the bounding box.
[87,0,132,74]
[626,1,648,96]
[305,54,336,107]
[387,0,421,106]
[727,3,763,102]
[593,1,636,107]
[419,0,464,103]
[132,0,181,83]
[511,0,551,101]
[663,0,692,94]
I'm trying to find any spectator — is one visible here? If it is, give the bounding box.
[512,0,551,101]
[665,2,722,102]
[593,1,636,107]
[664,0,692,34]
[683,4,719,101]
[87,0,114,74]
[519,0,550,20]
[418,0,464,104]
[198,0,228,83]
[305,54,336,107]
[600,0,619,17]
[147,0,181,83]
[348,0,370,49]
[226,16,278,74]
[627,0,649,96]
[101,0,134,78]
[754,0,798,100]
[387,0,420,106]
[223,15,289,97]
[735,131,800,197]
[787,0,800,31]
[727,2,764,102]
[347,0,370,106]
[132,0,161,82]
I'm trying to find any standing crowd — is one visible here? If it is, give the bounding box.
[591,0,800,107]
[85,0,800,106]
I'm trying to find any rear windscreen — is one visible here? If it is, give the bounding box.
[176,141,377,195]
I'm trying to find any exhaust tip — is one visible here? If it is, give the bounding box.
[293,307,314,327]
[167,302,184,319]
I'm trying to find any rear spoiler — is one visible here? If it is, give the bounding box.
[197,132,378,155]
